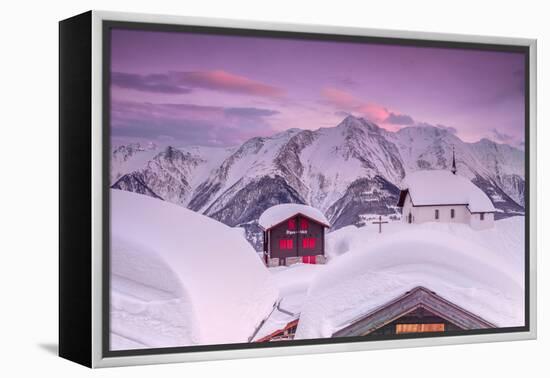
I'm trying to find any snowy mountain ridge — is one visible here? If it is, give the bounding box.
[111,115,525,249]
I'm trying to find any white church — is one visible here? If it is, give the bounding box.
[397,152,496,230]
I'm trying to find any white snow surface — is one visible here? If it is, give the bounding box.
[110,189,278,349]
[295,221,524,339]
[258,203,330,230]
[401,170,496,212]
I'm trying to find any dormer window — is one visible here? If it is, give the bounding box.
[288,219,296,230]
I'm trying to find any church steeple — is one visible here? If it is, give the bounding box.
[451,146,457,175]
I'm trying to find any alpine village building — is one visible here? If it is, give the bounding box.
[397,150,496,230]
[258,204,330,267]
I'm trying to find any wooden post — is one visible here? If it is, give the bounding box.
[372,215,388,233]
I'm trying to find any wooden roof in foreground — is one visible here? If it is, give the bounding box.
[332,286,495,337]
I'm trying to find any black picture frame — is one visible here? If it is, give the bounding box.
[59,10,536,368]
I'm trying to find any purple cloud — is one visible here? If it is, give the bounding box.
[224,107,279,117]
[334,111,352,118]
[414,122,457,135]
[111,101,279,146]
[174,70,285,98]
[436,124,457,134]
[384,112,415,125]
[112,70,285,99]
[111,72,192,94]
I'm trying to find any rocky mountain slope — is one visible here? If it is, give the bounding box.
[111,115,525,250]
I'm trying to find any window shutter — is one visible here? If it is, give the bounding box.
[300,218,309,230]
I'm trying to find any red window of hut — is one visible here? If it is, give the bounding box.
[302,238,316,249]
[279,239,294,249]
[300,218,309,230]
[288,218,296,230]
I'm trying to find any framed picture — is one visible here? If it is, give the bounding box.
[59,10,537,368]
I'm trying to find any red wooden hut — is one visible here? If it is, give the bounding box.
[258,204,330,266]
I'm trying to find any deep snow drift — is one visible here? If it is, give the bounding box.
[294,219,524,339]
[109,187,524,346]
[110,189,279,349]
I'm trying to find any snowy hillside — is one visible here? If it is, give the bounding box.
[110,115,525,250]
[110,189,278,349]
[325,217,524,282]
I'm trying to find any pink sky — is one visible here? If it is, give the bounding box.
[110,29,526,148]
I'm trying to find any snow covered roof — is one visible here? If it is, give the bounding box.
[399,170,496,213]
[295,229,523,339]
[258,203,330,230]
[110,190,278,349]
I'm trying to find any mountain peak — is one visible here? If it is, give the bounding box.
[338,115,380,132]
[163,145,177,154]
[270,128,302,139]
[160,145,190,163]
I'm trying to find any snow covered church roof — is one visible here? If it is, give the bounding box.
[398,170,496,213]
[294,229,523,339]
[110,190,279,349]
[258,203,330,230]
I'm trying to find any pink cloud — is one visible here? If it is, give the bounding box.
[356,103,390,123]
[110,100,280,146]
[176,70,285,98]
[322,87,413,126]
[321,87,359,109]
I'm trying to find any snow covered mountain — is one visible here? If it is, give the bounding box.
[112,143,234,206]
[111,115,525,250]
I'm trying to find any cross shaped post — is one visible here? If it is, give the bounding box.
[372,215,388,233]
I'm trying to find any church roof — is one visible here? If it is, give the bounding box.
[397,170,496,213]
[258,203,330,230]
